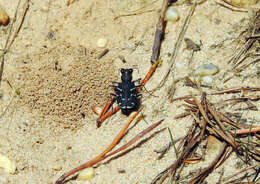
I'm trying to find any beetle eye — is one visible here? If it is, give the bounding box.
[120,68,125,73]
[129,69,133,73]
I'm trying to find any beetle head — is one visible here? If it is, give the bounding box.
[120,68,133,82]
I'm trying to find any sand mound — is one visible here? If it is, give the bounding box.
[18,41,117,127]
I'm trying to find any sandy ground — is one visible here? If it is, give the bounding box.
[0,0,260,184]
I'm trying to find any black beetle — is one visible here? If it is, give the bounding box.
[111,68,142,115]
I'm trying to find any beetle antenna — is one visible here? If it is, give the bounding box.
[142,85,158,98]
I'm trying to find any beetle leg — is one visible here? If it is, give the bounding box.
[112,81,120,86]
[110,93,117,98]
[97,105,120,127]
[133,78,141,83]
[134,84,142,88]
[137,93,142,99]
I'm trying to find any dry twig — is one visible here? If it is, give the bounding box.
[150,0,171,64]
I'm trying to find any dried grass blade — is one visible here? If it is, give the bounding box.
[188,143,228,184]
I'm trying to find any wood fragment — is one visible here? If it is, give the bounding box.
[97,48,109,60]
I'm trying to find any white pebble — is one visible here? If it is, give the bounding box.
[175,61,183,68]
[194,63,219,76]
[43,89,51,95]
[77,167,95,181]
[202,76,213,84]
[97,38,108,48]
[165,6,180,22]
[0,153,16,174]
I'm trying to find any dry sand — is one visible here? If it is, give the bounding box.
[0,0,260,183]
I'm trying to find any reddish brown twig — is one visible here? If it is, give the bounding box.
[140,58,161,87]
[235,126,260,135]
[209,87,260,95]
[102,119,163,159]
[99,97,114,118]
[96,105,120,127]
[55,107,143,184]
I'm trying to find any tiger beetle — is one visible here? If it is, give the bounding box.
[111,68,142,115]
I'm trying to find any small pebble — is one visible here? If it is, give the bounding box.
[43,89,52,95]
[206,135,223,154]
[97,38,108,48]
[0,5,9,26]
[91,106,102,115]
[0,153,16,174]
[202,76,213,85]
[194,63,219,76]
[77,167,95,181]
[175,61,184,69]
[165,6,180,22]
